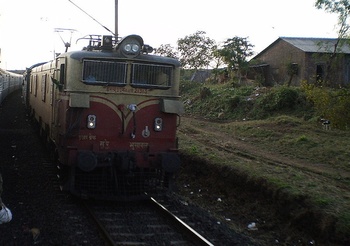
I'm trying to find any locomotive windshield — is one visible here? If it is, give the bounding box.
[82,60,127,85]
[82,59,173,89]
[132,63,172,88]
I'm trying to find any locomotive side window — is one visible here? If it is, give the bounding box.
[82,60,127,85]
[131,63,172,88]
[59,64,65,85]
[34,75,38,97]
[41,74,46,102]
[30,75,33,93]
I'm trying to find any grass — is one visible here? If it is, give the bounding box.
[178,117,350,240]
[177,80,350,242]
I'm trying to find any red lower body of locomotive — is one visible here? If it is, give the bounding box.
[55,96,180,200]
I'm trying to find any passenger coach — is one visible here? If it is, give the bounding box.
[0,68,22,104]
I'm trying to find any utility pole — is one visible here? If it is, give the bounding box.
[115,0,118,40]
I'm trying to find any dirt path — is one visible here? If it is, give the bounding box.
[181,117,350,187]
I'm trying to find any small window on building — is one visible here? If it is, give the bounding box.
[316,64,324,83]
[289,63,299,75]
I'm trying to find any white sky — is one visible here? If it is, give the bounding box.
[0,0,339,70]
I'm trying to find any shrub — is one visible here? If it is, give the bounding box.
[228,95,241,110]
[200,87,211,100]
[180,80,202,95]
[258,86,300,111]
[302,82,350,129]
[179,79,314,121]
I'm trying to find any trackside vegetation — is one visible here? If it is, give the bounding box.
[177,80,350,244]
[180,81,314,121]
[180,80,350,129]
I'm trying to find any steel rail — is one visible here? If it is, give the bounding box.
[150,196,214,246]
[81,201,117,246]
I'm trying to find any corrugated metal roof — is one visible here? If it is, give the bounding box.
[280,37,350,54]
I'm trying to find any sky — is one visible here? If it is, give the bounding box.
[0,0,339,70]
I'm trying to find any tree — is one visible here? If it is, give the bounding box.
[211,44,226,83]
[315,0,350,85]
[315,0,350,39]
[218,36,254,83]
[177,31,215,71]
[154,44,178,59]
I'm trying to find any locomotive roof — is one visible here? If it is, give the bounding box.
[61,50,181,67]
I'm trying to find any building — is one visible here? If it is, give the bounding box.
[250,37,350,86]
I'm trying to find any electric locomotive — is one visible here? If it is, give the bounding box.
[23,35,183,200]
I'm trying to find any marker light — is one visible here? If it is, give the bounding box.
[87,115,96,129]
[154,117,163,132]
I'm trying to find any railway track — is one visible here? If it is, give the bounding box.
[82,196,214,246]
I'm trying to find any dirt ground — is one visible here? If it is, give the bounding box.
[175,116,350,246]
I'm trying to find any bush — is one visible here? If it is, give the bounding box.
[179,80,314,121]
[256,86,301,112]
[180,80,202,95]
[200,87,211,100]
[302,82,350,129]
[228,95,241,110]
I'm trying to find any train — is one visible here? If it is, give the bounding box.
[0,68,22,104]
[23,35,184,200]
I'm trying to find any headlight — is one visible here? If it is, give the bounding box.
[123,43,140,53]
[124,44,132,52]
[132,44,140,52]
[122,41,140,56]
[87,115,96,129]
[154,117,163,132]
[117,35,144,58]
